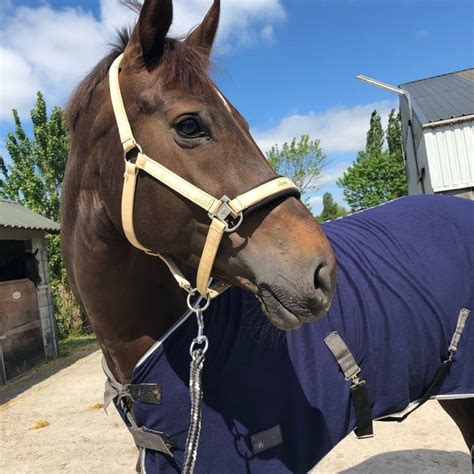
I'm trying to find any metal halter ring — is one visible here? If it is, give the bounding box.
[224,212,243,233]
[187,290,211,313]
[190,336,209,357]
[122,142,143,163]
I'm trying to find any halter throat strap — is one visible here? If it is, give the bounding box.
[109,53,300,299]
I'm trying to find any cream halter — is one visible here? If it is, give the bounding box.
[108,53,299,299]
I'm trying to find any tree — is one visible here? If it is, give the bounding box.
[337,109,407,212]
[317,192,349,222]
[267,135,326,200]
[0,92,81,337]
[386,108,403,160]
[0,96,67,220]
[366,110,384,155]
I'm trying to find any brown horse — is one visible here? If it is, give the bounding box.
[61,0,335,385]
[61,0,473,471]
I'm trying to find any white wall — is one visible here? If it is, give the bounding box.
[424,120,474,193]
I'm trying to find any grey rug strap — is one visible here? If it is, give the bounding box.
[128,426,173,456]
[101,356,173,461]
[324,331,361,381]
[102,357,124,412]
[449,308,470,354]
[324,331,374,439]
[102,357,162,409]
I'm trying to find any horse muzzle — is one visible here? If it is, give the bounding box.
[256,256,335,331]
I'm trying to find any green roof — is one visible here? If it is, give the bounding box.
[0,199,60,233]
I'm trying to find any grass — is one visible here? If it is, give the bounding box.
[58,333,97,357]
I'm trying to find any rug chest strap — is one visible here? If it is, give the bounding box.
[102,358,171,457]
[125,383,162,405]
[380,308,470,423]
[379,358,453,423]
[324,331,374,439]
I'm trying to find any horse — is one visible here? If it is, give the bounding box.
[61,1,474,472]
[0,250,42,286]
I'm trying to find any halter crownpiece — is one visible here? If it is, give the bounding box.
[109,53,300,299]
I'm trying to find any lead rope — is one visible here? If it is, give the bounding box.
[183,348,205,473]
[182,294,211,474]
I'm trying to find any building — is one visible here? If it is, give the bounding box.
[0,199,60,384]
[399,68,474,199]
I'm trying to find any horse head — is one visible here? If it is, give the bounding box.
[24,249,42,287]
[65,0,336,331]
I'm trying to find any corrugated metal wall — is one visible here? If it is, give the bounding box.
[423,120,474,192]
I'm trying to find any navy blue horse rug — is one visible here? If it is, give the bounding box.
[105,195,474,473]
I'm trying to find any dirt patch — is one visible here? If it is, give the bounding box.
[0,350,136,473]
[0,349,470,473]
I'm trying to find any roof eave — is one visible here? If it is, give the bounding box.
[422,114,474,129]
[0,224,60,234]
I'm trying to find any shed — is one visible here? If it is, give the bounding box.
[0,199,60,384]
[399,68,474,198]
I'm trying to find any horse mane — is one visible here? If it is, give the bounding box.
[66,0,212,130]
[65,28,131,130]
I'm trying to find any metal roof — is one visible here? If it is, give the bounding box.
[0,199,60,233]
[400,68,474,124]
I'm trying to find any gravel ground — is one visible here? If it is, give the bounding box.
[0,347,470,473]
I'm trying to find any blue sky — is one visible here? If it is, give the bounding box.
[1,0,473,213]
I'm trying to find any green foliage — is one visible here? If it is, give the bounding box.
[58,333,97,358]
[337,150,408,211]
[366,110,384,155]
[266,135,327,200]
[317,192,349,222]
[0,92,82,339]
[337,108,408,212]
[0,93,67,219]
[386,109,403,161]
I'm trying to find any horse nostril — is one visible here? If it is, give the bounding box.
[313,261,331,295]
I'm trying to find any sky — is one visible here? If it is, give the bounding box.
[0,0,473,213]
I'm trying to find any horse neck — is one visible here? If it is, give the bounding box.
[68,203,188,383]
[23,256,39,285]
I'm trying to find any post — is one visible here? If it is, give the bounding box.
[0,335,7,384]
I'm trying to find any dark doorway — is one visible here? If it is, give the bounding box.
[0,279,45,383]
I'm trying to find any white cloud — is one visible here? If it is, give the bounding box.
[252,100,397,154]
[100,0,138,33]
[0,47,41,118]
[0,0,285,121]
[0,4,106,119]
[318,162,350,186]
[307,195,323,208]
[260,25,275,42]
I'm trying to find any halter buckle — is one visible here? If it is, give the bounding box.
[208,196,244,233]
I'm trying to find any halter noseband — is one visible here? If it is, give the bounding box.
[109,53,300,299]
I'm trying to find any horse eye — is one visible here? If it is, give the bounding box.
[176,117,203,138]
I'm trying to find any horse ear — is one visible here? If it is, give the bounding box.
[184,0,220,59]
[33,249,39,257]
[127,0,173,63]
